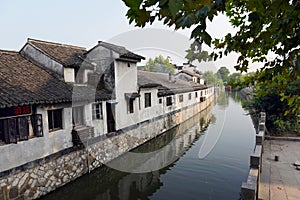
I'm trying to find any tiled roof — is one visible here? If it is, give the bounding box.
[26,38,87,67]
[0,50,110,108]
[179,70,201,78]
[96,41,145,61]
[137,70,207,96]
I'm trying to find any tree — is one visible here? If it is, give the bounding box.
[185,40,211,64]
[203,71,223,86]
[121,0,300,133]
[122,0,299,71]
[216,66,230,83]
[144,55,176,74]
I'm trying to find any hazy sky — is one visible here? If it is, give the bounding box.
[0,0,259,72]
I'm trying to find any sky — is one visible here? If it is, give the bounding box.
[0,0,260,73]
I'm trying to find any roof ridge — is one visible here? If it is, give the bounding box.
[0,49,18,54]
[28,38,86,50]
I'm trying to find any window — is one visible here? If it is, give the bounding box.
[139,97,141,110]
[188,93,192,100]
[93,103,103,119]
[48,109,63,132]
[195,92,198,98]
[159,98,162,104]
[166,96,172,106]
[179,95,183,102]
[201,91,203,96]
[128,99,134,113]
[145,93,151,108]
[0,114,43,145]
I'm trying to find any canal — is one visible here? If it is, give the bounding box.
[42,92,255,200]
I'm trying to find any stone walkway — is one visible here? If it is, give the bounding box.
[259,139,300,200]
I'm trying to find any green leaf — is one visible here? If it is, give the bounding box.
[199,0,211,7]
[159,0,169,6]
[200,31,212,46]
[191,25,202,39]
[248,12,260,22]
[123,0,143,9]
[168,0,182,17]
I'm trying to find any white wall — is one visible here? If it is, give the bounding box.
[64,68,75,83]
[91,102,108,136]
[21,44,64,76]
[0,104,73,172]
[114,61,138,129]
[138,88,162,122]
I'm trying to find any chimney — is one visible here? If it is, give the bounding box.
[169,72,175,82]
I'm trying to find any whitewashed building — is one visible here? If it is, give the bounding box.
[0,38,214,199]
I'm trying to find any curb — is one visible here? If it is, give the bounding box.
[265,136,300,142]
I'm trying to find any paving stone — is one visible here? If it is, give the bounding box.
[259,140,300,200]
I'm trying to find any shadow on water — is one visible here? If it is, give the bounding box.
[42,92,255,200]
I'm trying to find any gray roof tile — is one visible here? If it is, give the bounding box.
[137,70,207,96]
[0,50,110,108]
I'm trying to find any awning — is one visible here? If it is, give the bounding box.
[124,92,140,100]
[107,99,118,104]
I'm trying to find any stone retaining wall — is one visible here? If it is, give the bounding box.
[241,112,266,200]
[0,96,214,200]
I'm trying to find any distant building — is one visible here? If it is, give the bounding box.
[175,70,205,85]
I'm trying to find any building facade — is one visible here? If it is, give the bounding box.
[0,38,214,199]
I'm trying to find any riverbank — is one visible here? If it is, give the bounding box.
[0,94,215,200]
[42,91,256,200]
[258,137,300,200]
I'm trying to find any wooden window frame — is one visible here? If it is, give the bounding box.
[93,103,103,120]
[179,95,183,102]
[166,96,172,106]
[128,99,134,114]
[144,93,152,108]
[48,109,63,132]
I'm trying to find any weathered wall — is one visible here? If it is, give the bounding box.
[0,104,73,173]
[0,95,214,200]
[21,44,64,77]
[85,45,118,92]
[114,60,139,130]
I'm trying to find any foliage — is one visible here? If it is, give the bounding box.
[236,72,300,134]
[185,40,212,64]
[203,71,223,86]
[216,66,230,83]
[122,0,300,133]
[227,72,242,87]
[144,55,176,74]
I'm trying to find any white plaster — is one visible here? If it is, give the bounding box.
[64,68,75,83]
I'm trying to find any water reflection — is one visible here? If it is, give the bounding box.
[43,92,255,200]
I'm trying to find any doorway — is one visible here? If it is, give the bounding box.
[106,103,116,133]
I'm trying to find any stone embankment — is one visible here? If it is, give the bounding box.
[241,112,266,200]
[239,87,254,102]
[0,96,214,200]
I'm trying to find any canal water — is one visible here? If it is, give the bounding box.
[42,92,255,200]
